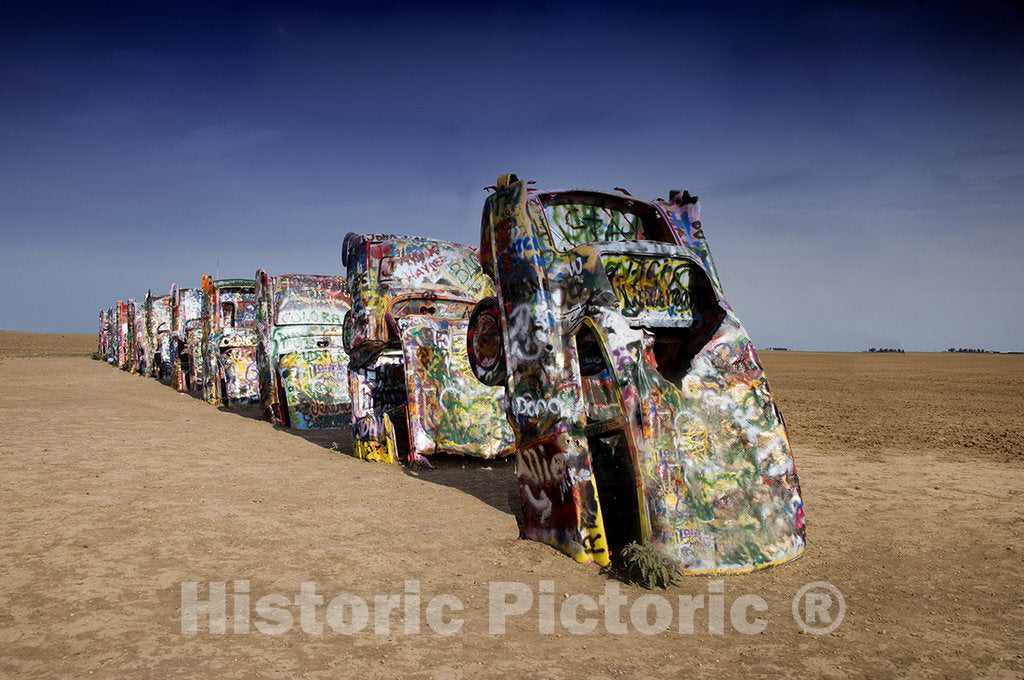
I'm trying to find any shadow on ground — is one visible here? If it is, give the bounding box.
[168,382,520,517]
[401,454,518,517]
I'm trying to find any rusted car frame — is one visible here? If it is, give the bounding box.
[341,233,515,464]
[467,174,805,575]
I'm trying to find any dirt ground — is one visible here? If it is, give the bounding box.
[1,331,1022,678]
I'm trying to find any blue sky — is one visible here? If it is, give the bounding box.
[1,0,1022,350]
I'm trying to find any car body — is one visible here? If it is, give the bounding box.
[116,299,136,371]
[341,233,515,464]
[201,276,260,406]
[254,272,352,429]
[466,174,805,575]
[105,306,118,364]
[145,292,173,381]
[133,302,148,375]
[170,285,205,392]
[98,308,110,357]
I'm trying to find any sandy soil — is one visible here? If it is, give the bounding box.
[1,332,1022,678]
[0,331,99,359]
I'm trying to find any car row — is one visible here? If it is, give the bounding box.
[97,177,806,576]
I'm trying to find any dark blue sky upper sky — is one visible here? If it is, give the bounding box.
[1,0,1022,350]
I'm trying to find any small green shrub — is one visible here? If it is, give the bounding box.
[619,541,678,589]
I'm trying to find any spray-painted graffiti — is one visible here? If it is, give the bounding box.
[341,233,515,464]
[220,346,259,398]
[254,272,352,429]
[104,306,117,364]
[348,352,406,462]
[278,349,350,427]
[466,175,805,575]
[170,286,205,392]
[200,277,261,406]
[544,203,643,249]
[97,308,110,358]
[115,299,136,372]
[133,302,148,375]
[145,293,173,381]
[399,316,514,459]
[602,253,693,324]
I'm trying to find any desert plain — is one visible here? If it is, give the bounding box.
[0,330,1021,678]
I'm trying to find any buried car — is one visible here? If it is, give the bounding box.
[254,272,352,429]
[133,301,149,375]
[145,291,174,381]
[341,233,515,464]
[115,299,136,371]
[170,285,205,392]
[98,308,110,358]
[466,174,805,575]
[106,305,118,364]
[200,276,260,406]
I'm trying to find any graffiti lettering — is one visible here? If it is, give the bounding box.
[512,396,573,419]
[305,400,348,417]
[603,255,693,321]
[515,447,567,485]
[507,303,545,362]
[278,309,344,325]
[580,533,606,555]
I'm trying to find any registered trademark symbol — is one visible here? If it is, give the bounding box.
[792,581,846,634]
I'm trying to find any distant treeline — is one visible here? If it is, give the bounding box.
[946,348,1008,354]
[868,348,904,353]
[762,347,790,351]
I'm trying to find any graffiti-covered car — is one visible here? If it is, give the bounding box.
[116,299,136,371]
[106,306,118,364]
[98,308,110,358]
[170,285,205,392]
[133,302,148,375]
[145,292,173,381]
[254,272,352,429]
[201,276,260,406]
[341,233,515,464]
[466,174,805,575]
